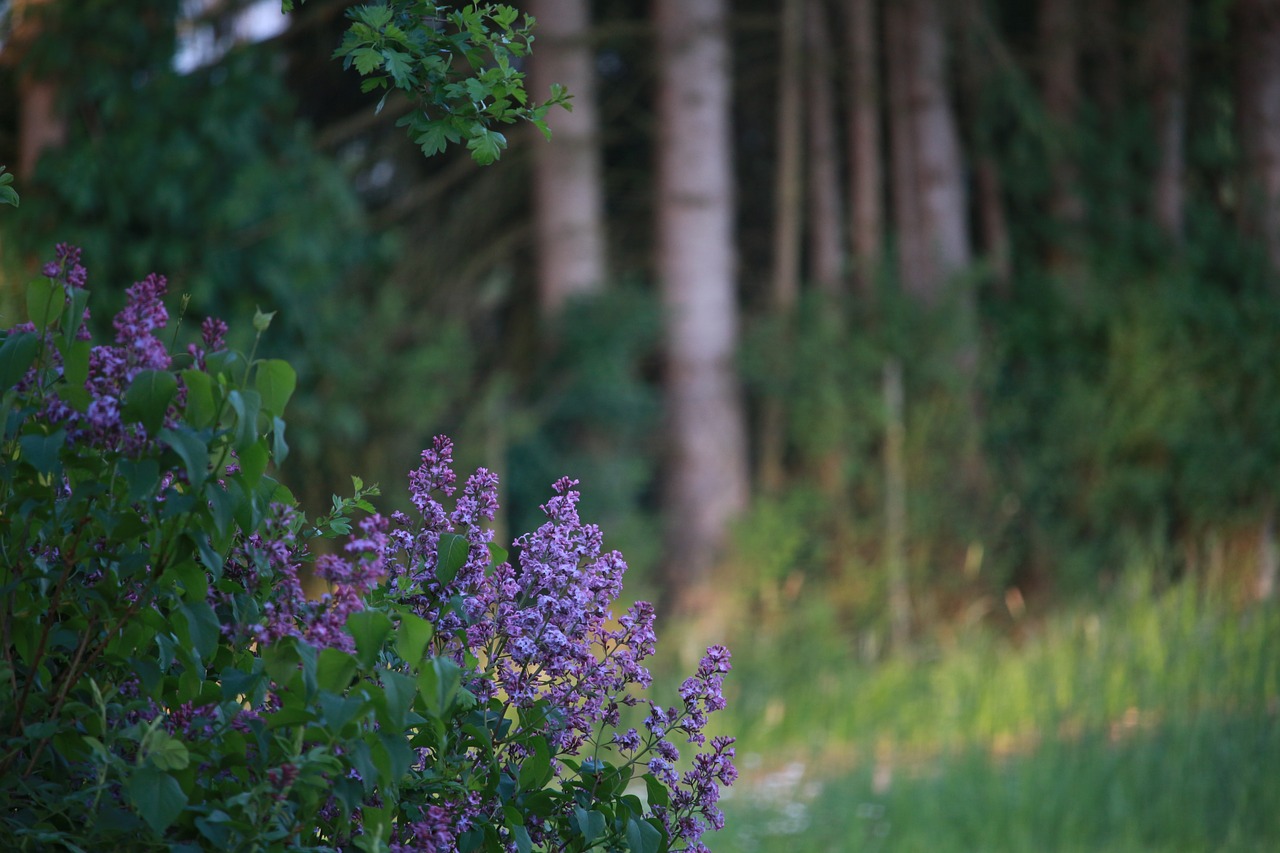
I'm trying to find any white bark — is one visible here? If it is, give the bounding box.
[529,0,607,318]
[886,0,970,304]
[655,0,750,610]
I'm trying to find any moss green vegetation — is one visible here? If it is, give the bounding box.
[707,574,1280,851]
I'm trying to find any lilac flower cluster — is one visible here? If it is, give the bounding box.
[223,503,388,654]
[24,248,196,454]
[370,437,734,850]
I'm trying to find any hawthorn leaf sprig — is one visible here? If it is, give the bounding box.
[314,1,570,164]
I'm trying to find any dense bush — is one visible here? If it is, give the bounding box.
[0,247,734,851]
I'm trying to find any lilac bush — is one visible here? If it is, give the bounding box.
[0,249,735,851]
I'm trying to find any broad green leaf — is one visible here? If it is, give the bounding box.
[316,647,359,693]
[26,278,63,331]
[347,609,394,668]
[518,735,551,790]
[318,691,365,732]
[57,337,91,388]
[271,415,289,464]
[0,331,40,390]
[123,370,179,435]
[436,532,469,584]
[374,669,416,730]
[487,541,508,566]
[226,388,262,451]
[394,611,434,667]
[574,806,606,844]
[417,655,461,717]
[511,825,532,853]
[177,600,220,659]
[128,766,188,834]
[238,439,268,488]
[146,730,190,772]
[181,368,218,428]
[254,358,296,415]
[160,426,210,487]
[18,428,65,475]
[626,817,663,853]
[118,458,160,502]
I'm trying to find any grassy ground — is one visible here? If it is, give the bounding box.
[684,573,1280,851]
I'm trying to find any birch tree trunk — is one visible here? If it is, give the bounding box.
[886,0,971,304]
[655,0,750,615]
[528,0,607,319]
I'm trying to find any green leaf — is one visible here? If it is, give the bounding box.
[394,611,434,668]
[26,278,63,331]
[347,609,394,668]
[58,337,91,389]
[316,647,359,693]
[518,735,551,790]
[436,532,469,584]
[181,368,218,428]
[626,817,663,853]
[0,331,40,389]
[487,541,508,566]
[510,825,532,853]
[0,166,17,207]
[18,428,65,475]
[374,669,416,730]
[177,600,220,659]
[238,439,269,488]
[574,806,606,844]
[128,766,188,834]
[271,415,289,465]
[254,358,296,415]
[466,128,507,165]
[160,426,210,488]
[352,46,384,75]
[226,389,262,451]
[123,369,179,435]
[318,691,365,732]
[146,731,190,772]
[644,774,670,810]
[417,655,461,717]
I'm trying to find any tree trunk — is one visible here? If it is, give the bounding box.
[11,0,67,178]
[1039,0,1084,265]
[758,0,806,496]
[846,0,884,297]
[1236,0,1280,281]
[655,0,750,615]
[807,0,846,295]
[886,0,970,304]
[529,0,607,319]
[1143,0,1187,243]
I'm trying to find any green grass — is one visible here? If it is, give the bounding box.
[692,574,1280,851]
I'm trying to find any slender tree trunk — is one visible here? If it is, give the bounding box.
[1039,0,1084,267]
[1143,0,1187,243]
[807,0,846,295]
[529,0,607,319]
[11,0,66,179]
[846,0,884,297]
[886,0,970,304]
[655,0,750,615]
[1236,0,1280,281]
[883,357,912,651]
[759,0,806,496]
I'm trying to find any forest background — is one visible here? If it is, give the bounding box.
[3,0,1280,849]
